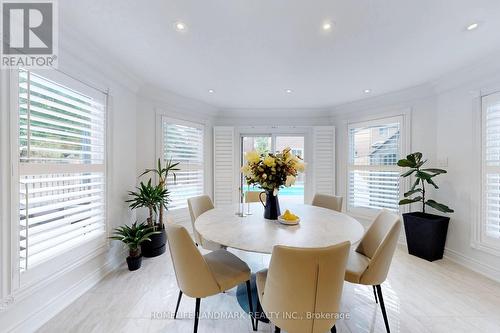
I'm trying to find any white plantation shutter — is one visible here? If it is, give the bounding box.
[213,127,235,206]
[312,126,336,196]
[162,118,204,210]
[18,69,107,271]
[482,92,500,244]
[348,117,402,213]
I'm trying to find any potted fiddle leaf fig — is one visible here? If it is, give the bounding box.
[126,179,171,257]
[398,152,454,261]
[109,222,159,271]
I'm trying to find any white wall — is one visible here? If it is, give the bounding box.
[331,54,500,282]
[135,84,217,223]
[0,35,139,331]
[215,108,331,127]
[433,69,500,280]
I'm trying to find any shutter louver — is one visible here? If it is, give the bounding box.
[213,127,235,206]
[18,69,106,271]
[163,120,204,210]
[312,126,336,196]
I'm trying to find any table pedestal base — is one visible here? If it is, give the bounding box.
[236,273,269,326]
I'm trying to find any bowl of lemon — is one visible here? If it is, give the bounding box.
[278,209,300,225]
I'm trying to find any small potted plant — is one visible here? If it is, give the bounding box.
[127,159,179,258]
[126,179,170,257]
[109,222,159,271]
[398,152,454,261]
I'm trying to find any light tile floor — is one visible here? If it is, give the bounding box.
[39,233,500,333]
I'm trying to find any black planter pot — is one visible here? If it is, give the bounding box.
[403,212,450,262]
[259,190,281,220]
[141,228,166,258]
[126,255,142,271]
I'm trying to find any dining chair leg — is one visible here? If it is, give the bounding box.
[246,280,256,331]
[194,298,201,333]
[373,285,378,303]
[331,324,337,333]
[375,285,390,333]
[174,290,183,319]
[255,297,263,331]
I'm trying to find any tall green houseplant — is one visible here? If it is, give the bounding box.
[398,152,454,262]
[140,158,179,229]
[126,179,169,230]
[397,152,454,214]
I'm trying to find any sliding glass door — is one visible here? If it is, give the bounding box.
[275,136,305,204]
[241,134,305,204]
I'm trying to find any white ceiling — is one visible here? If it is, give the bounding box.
[61,0,500,109]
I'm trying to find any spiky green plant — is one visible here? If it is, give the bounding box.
[109,222,159,257]
[139,158,179,228]
[126,179,170,229]
[397,152,454,214]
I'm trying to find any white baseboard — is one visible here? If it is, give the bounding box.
[4,252,123,333]
[397,239,500,283]
[444,247,500,283]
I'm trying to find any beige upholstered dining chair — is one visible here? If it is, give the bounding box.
[187,195,224,250]
[344,209,401,333]
[256,242,351,333]
[166,224,255,333]
[245,191,266,203]
[311,193,343,212]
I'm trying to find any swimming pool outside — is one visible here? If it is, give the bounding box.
[244,184,304,196]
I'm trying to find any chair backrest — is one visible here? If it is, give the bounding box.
[311,193,343,212]
[165,224,220,298]
[245,191,265,203]
[355,209,401,285]
[262,242,350,333]
[187,195,214,244]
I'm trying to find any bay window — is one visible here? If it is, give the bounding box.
[17,69,107,274]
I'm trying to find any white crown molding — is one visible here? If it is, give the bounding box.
[430,47,500,95]
[329,83,435,118]
[138,84,219,119]
[58,26,144,94]
[214,108,331,125]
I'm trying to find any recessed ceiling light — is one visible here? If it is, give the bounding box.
[175,21,187,32]
[322,22,332,31]
[285,89,293,94]
[208,89,215,93]
[466,23,479,31]
[364,89,371,94]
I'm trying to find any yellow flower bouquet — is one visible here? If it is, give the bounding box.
[241,147,305,219]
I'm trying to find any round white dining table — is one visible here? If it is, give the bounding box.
[195,203,365,254]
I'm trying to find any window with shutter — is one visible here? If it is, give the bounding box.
[18,69,107,272]
[347,116,403,214]
[481,92,500,249]
[162,118,204,210]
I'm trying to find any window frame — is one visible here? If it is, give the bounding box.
[477,92,500,255]
[346,113,410,219]
[158,115,205,212]
[9,69,109,290]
